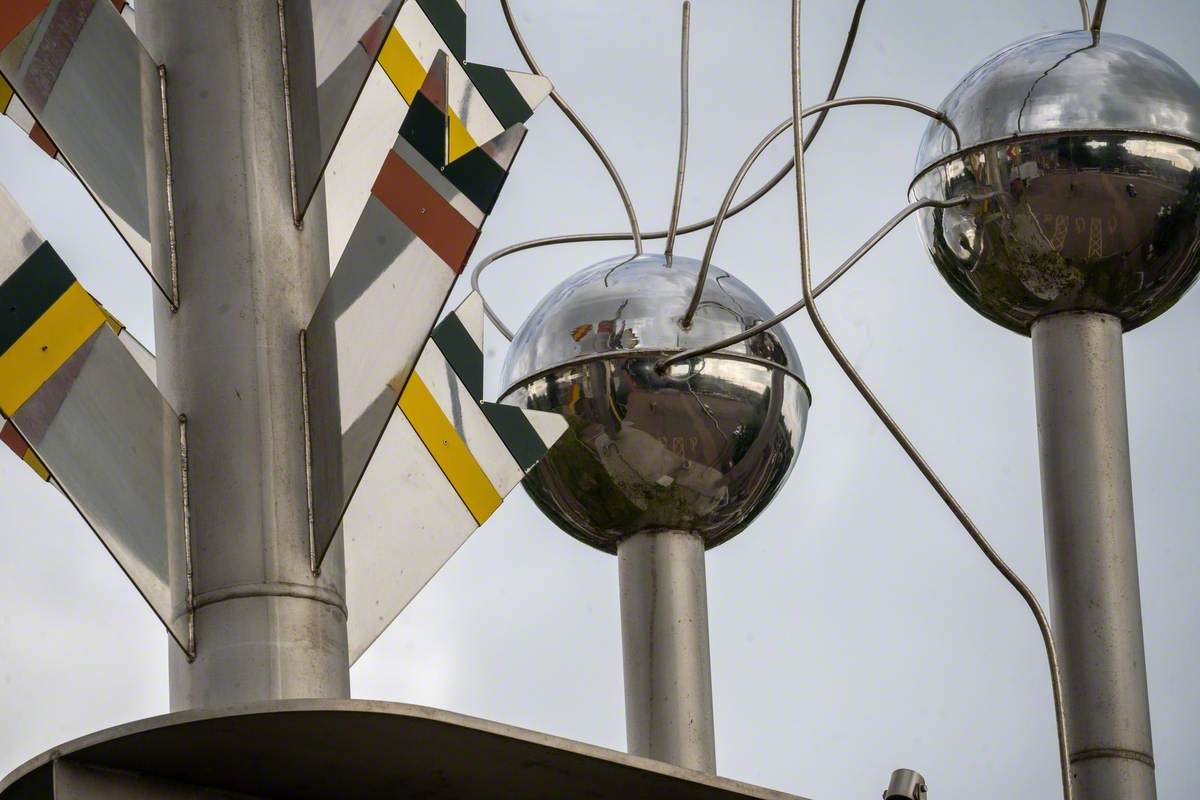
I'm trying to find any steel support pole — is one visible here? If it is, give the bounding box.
[141,0,350,709]
[1032,311,1155,799]
[617,531,716,773]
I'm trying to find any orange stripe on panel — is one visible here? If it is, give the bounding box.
[28,123,57,157]
[0,418,29,458]
[371,149,478,273]
[0,0,48,53]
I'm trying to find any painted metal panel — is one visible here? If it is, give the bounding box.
[0,0,175,303]
[305,62,533,566]
[343,293,566,661]
[0,181,188,654]
[282,0,404,222]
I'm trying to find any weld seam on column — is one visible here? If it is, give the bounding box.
[192,582,347,615]
[1070,748,1155,768]
[157,65,180,309]
[276,0,302,227]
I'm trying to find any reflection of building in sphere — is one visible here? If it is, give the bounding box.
[500,255,809,552]
[911,31,1200,333]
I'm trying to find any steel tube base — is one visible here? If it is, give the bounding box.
[618,531,716,773]
[1032,312,1156,800]
[142,0,350,707]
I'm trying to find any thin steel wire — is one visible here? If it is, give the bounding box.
[660,196,970,370]
[1091,0,1108,32]
[474,0,868,340]
[500,0,642,255]
[664,1,692,261]
[1078,0,1091,29]
[679,96,960,327]
[788,2,1073,798]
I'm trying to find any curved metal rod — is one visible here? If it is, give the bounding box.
[659,196,970,370]
[1078,0,1091,29]
[500,0,643,254]
[1090,0,1108,33]
[679,96,961,328]
[664,1,691,261]
[803,0,867,149]
[499,347,812,408]
[787,3,1073,799]
[474,0,869,340]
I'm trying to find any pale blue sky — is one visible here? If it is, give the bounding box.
[1,2,1197,798]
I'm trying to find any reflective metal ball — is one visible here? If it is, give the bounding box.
[499,254,809,553]
[911,30,1200,334]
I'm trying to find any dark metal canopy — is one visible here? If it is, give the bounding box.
[0,700,807,800]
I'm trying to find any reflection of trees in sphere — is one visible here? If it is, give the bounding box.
[499,255,809,553]
[911,31,1200,334]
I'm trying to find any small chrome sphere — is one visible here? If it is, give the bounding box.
[500,254,809,553]
[911,30,1200,334]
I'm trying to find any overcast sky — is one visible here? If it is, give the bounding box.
[1,1,1197,798]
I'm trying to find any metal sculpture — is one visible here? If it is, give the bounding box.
[0,0,1193,798]
[472,1,1197,797]
[908,22,1200,800]
[0,0,564,682]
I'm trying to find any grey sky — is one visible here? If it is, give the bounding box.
[1,1,1197,798]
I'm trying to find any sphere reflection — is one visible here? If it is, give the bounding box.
[500,255,809,552]
[912,31,1200,333]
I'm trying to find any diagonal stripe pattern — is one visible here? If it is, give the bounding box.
[0,72,63,160]
[399,292,566,526]
[305,42,536,568]
[0,242,106,416]
[0,180,191,654]
[322,0,551,265]
[344,291,567,662]
[0,0,175,302]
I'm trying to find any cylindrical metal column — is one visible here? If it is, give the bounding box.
[1032,311,1155,799]
[141,0,350,709]
[618,531,716,773]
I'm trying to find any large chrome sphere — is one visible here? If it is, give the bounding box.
[911,30,1200,334]
[499,254,809,553]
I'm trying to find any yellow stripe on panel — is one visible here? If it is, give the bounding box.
[22,448,49,481]
[448,111,478,162]
[0,282,105,415]
[379,29,480,163]
[100,305,125,335]
[378,29,426,103]
[399,372,502,525]
[0,75,12,113]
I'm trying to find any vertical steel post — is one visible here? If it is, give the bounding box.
[141,0,350,709]
[1032,311,1156,800]
[618,531,716,773]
